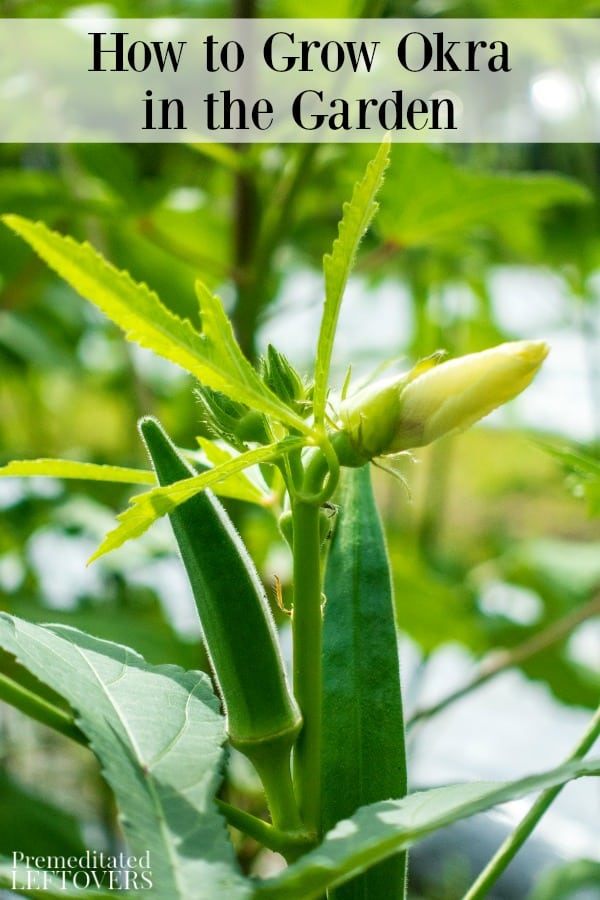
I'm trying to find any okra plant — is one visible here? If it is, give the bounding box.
[1,140,599,900]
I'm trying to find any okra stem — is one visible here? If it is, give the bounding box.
[291,498,324,835]
[243,745,307,840]
[290,444,339,835]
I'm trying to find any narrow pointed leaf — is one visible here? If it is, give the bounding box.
[539,442,600,478]
[90,438,304,561]
[2,215,309,435]
[0,459,155,485]
[0,456,264,504]
[252,759,600,900]
[322,465,407,900]
[0,614,251,900]
[313,139,390,427]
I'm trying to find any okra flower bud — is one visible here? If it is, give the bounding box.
[336,340,549,465]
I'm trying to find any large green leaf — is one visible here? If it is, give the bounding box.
[313,139,390,428]
[252,759,600,900]
[90,437,303,561]
[378,145,589,255]
[322,466,407,900]
[2,215,309,435]
[0,614,251,900]
[194,437,271,504]
[1,595,205,671]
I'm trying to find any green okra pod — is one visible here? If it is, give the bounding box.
[322,465,407,898]
[140,417,303,829]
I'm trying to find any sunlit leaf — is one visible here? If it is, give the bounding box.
[313,138,390,427]
[91,438,304,561]
[0,455,266,506]
[2,215,310,435]
[540,443,600,479]
[0,459,155,485]
[193,437,271,505]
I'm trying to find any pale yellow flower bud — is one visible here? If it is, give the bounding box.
[336,340,549,464]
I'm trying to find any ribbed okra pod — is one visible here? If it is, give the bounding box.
[140,417,302,830]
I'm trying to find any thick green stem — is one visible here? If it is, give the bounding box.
[289,444,339,833]
[251,744,303,834]
[463,703,600,900]
[0,671,85,745]
[292,498,324,835]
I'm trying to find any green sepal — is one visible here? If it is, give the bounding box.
[196,385,269,449]
[329,430,371,469]
[261,345,309,419]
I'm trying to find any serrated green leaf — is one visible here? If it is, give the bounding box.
[90,438,303,561]
[193,281,302,431]
[0,614,251,900]
[322,466,407,900]
[313,139,390,428]
[2,215,309,436]
[194,438,271,505]
[252,759,600,900]
[2,594,204,671]
[0,459,155,485]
